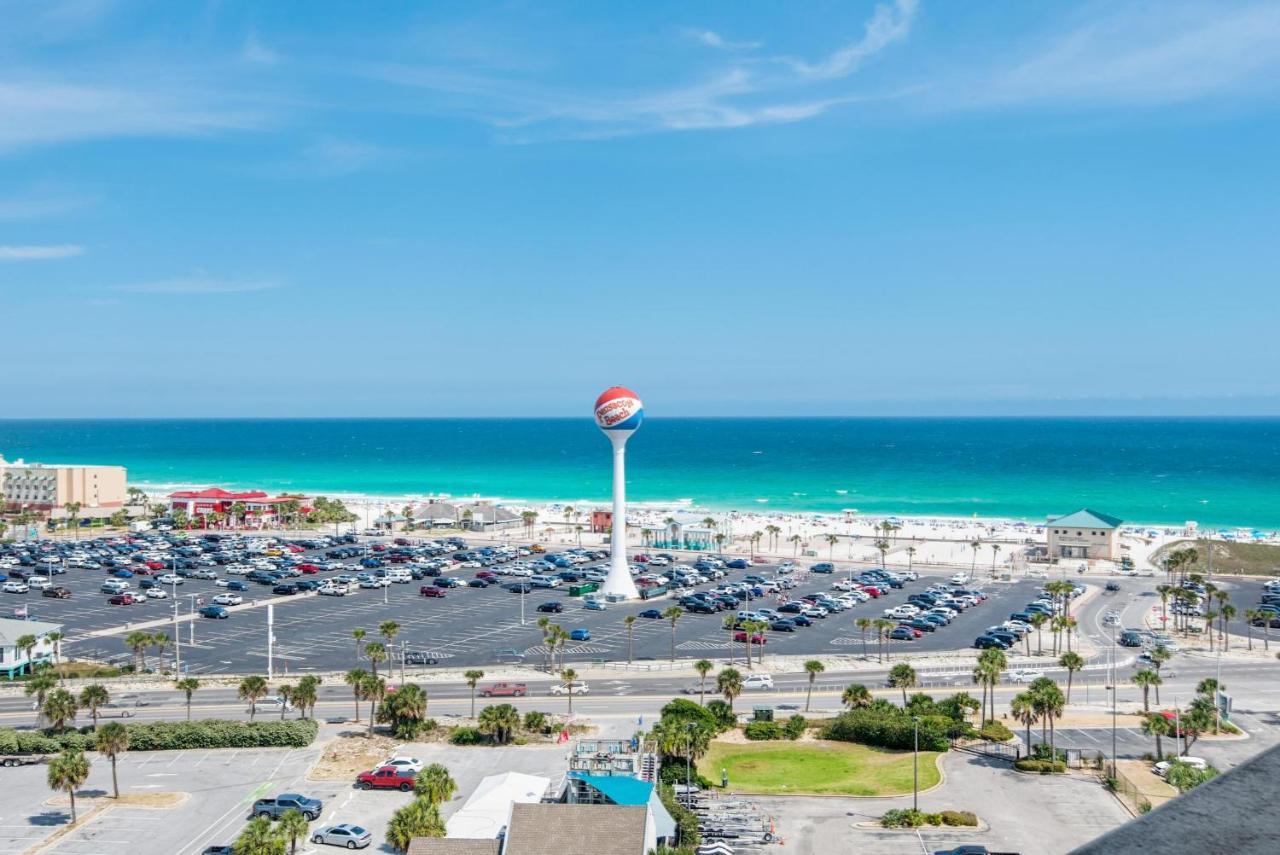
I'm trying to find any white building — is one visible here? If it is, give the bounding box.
[0,618,62,680]
[445,772,551,839]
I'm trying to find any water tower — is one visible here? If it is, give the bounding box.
[594,386,642,599]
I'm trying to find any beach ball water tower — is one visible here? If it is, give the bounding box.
[595,386,643,600]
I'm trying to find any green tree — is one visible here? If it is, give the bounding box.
[716,668,743,711]
[379,620,401,677]
[277,809,310,855]
[233,815,284,855]
[42,688,77,731]
[623,615,637,664]
[277,685,295,720]
[1058,651,1084,703]
[364,641,388,678]
[47,749,90,825]
[362,674,387,737]
[694,659,714,706]
[95,722,129,798]
[351,628,367,667]
[464,670,485,718]
[293,675,320,720]
[25,669,56,728]
[46,631,65,683]
[414,763,458,805]
[345,668,368,722]
[662,606,683,662]
[477,703,520,745]
[124,630,152,672]
[1133,669,1163,713]
[379,683,430,739]
[1029,677,1066,762]
[386,798,444,852]
[239,675,269,721]
[888,663,917,706]
[1010,691,1039,750]
[841,683,872,710]
[561,668,579,714]
[1142,712,1171,761]
[855,617,873,660]
[803,660,825,712]
[79,683,109,729]
[1165,761,1219,792]
[65,501,83,540]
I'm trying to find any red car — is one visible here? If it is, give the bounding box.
[394,538,410,546]
[475,571,497,580]
[108,593,136,605]
[145,561,164,571]
[296,563,319,574]
[371,543,387,552]
[419,586,446,598]
[632,554,650,563]
[357,766,416,792]
[285,544,305,553]
[896,624,924,638]
[860,585,883,598]
[478,682,528,698]
[733,631,767,645]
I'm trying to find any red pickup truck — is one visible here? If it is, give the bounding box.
[420,586,446,598]
[357,766,416,791]
[478,682,528,698]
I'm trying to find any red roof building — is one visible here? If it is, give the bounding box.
[169,488,312,522]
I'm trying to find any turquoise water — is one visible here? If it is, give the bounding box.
[0,418,1277,528]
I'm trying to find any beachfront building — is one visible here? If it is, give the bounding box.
[1046,508,1123,562]
[413,803,655,855]
[167,488,312,527]
[0,456,127,513]
[397,501,522,532]
[0,618,63,679]
[444,772,551,839]
[651,513,716,551]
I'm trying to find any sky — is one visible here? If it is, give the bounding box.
[2,0,1280,418]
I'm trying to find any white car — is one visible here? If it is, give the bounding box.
[318,584,349,596]
[551,681,590,696]
[742,674,774,690]
[156,574,183,585]
[27,576,52,590]
[1154,757,1206,776]
[251,695,295,712]
[884,605,919,619]
[1008,669,1044,683]
[950,572,970,585]
[2,581,29,594]
[145,588,168,599]
[212,593,243,606]
[380,756,424,773]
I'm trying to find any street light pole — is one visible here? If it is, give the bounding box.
[912,715,920,812]
[1109,628,1117,778]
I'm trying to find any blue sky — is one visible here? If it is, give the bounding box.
[3,0,1279,417]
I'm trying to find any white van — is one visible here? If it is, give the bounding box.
[384,567,412,584]
[102,579,130,594]
[529,575,562,589]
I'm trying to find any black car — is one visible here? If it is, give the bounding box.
[295,579,321,591]
[790,613,813,627]
[536,602,563,613]
[468,578,491,588]
[778,602,803,614]
[973,634,1010,650]
[684,601,716,614]
[505,582,532,594]
[404,651,440,665]
[272,583,299,596]
[638,609,663,619]
[906,619,937,633]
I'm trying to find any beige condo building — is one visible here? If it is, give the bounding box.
[0,456,127,512]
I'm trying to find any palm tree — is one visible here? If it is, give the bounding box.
[95,722,129,798]
[43,689,77,731]
[47,749,90,825]
[379,620,402,678]
[989,543,1002,576]
[477,703,520,745]
[345,668,368,722]
[1221,603,1236,651]
[1010,691,1038,752]
[234,816,282,855]
[969,538,981,571]
[386,798,445,851]
[854,617,872,659]
[277,685,296,720]
[362,674,387,737]
[1133,669,1163,713]
[717,667,743,711]
[1058,652,1084,703]
[1149,646,1171,704]
[765,524,781,551]
[662,606,683,662]
[124,630,151,672]
[888,663,916,706]
[694,659,714,705]
[1142,712,1171,761]
[276,809,310,855]
[464,670,485,717]
[803,660,825,712]
[623,615,637,664]
[79,684,109,730]
[15,633,37,674]
[294,675,320,720]
[788,534,803,556]
[25,670,56,727]
[46,631,65,683]
[560,668,579,714]
[238,675,268,721]
[825,534,839,560]
[150,632,170,672]
[1029,612,1048,654]
[905,546,916,574]
[874,618,895,663]
[841,683,872,710]
[174,677,200,721]
[1029,677,1066,762]
[875,540,889,570]
[365,641,388,678]
[415,763,458,806]
[352,628,367,666]
[65,501,83,540]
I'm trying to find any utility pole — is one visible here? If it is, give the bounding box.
[172,576,181,674]
[1109,628,1117,778]
[912,716,920,812]
[267,603,275,681]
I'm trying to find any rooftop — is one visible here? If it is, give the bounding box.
[1048,508,1124,529]
[502,803,648,855]
[0,618,62,648]
[407,841,500,855]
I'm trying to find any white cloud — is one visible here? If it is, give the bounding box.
[298,137,391,175]
[241,32,282,66]
[0,78,267,153]
[686,29,761,51]
[113,277,282,295]
[962,2,1280,108]
[0,244,84,260]
[789,0,918,79]
[0,189,90,220]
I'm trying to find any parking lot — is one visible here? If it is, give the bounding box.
[3,536,1045,674]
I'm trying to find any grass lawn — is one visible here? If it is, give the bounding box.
[1156,539,1280,576]
[698,739,941,797]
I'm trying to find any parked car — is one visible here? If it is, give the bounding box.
[108,593,136,606]
[419,586,446,598]
[252,793,323,820]
[733,631,766,644]
[200,605,229,619]
[212,593,242,606]
[569,628,591,641]
[550,681,589,696]
[479,682,528,698]
[311,824,372,849]
[356,766,416,791]
[536,601,563,613]
[42,586,72,599]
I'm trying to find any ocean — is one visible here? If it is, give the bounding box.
[0,418,1277,529]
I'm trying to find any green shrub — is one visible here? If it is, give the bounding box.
[743,721,783,741]
[704,700,737,731]
[1014,758,1065,774]
[658,784,701,848]
[882,809,977,828]
[1138,800,1152,814]
[0,720,317,754]
[523,711,549,734]
[881,808,927,828]
[978,720,1014,742]
[1030,744,1066,762]
[783,714,807,741]
[822,709,951,752]
[658,761,712,790]
[449,726,483,745]
[938,810,978,827]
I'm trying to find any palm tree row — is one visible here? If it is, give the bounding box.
[1009,676,1066,760]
